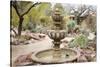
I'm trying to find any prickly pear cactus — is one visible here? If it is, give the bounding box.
[69,34,88,48]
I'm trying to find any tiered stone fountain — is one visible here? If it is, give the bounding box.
[31,8,80,64]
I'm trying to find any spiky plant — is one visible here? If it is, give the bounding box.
[69,34,88,48]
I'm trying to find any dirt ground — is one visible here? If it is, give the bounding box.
[11,36,53,65]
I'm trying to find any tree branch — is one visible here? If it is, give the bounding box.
[78,8,87,16]
[21,2,40,17]
[10,27,18,36]
[11,1,20,17]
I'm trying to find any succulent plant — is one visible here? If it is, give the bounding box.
[69,34,88,48]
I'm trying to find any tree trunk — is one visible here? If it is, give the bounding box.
[12,1,40,36]
[18,16,24,36]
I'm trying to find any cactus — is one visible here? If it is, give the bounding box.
[69,34,88,48]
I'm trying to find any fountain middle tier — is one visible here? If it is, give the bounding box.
[47,30,67,49]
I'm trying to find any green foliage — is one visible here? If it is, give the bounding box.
[40,16,51,26]
[22,15,30,30]
[69,34,88,48]
[25,3,52,32]
[16,1,33,15]
[27,3,51,23]
[11,1,33,28]
[11,7,19,27]
[67,20,77,30]
[12,2,52,31]
[29,4,48,19]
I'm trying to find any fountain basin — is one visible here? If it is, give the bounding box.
[31,48,80,64]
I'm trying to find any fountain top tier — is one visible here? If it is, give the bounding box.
[52,8,64,30]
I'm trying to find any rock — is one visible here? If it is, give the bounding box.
[61,37,74,48]
[29,33,41,40]
[61,37,74,43]
[60,43,68,48]
[77,55,88,62]
[88,32,95,40]
[85,52,96,62]
[88,42,96,51]
[24,41,29,45]
[11,39,20,45]
[10,31,16,37]
[29,39,36,43]
[14,52,34,66]
[91,56,96,61]
[81,48,96,62]
[39,34,46,38]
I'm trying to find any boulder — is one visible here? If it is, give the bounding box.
[14,52,34,66]
[77,55,88,62]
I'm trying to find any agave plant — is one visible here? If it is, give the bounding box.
[69,34,88,48]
